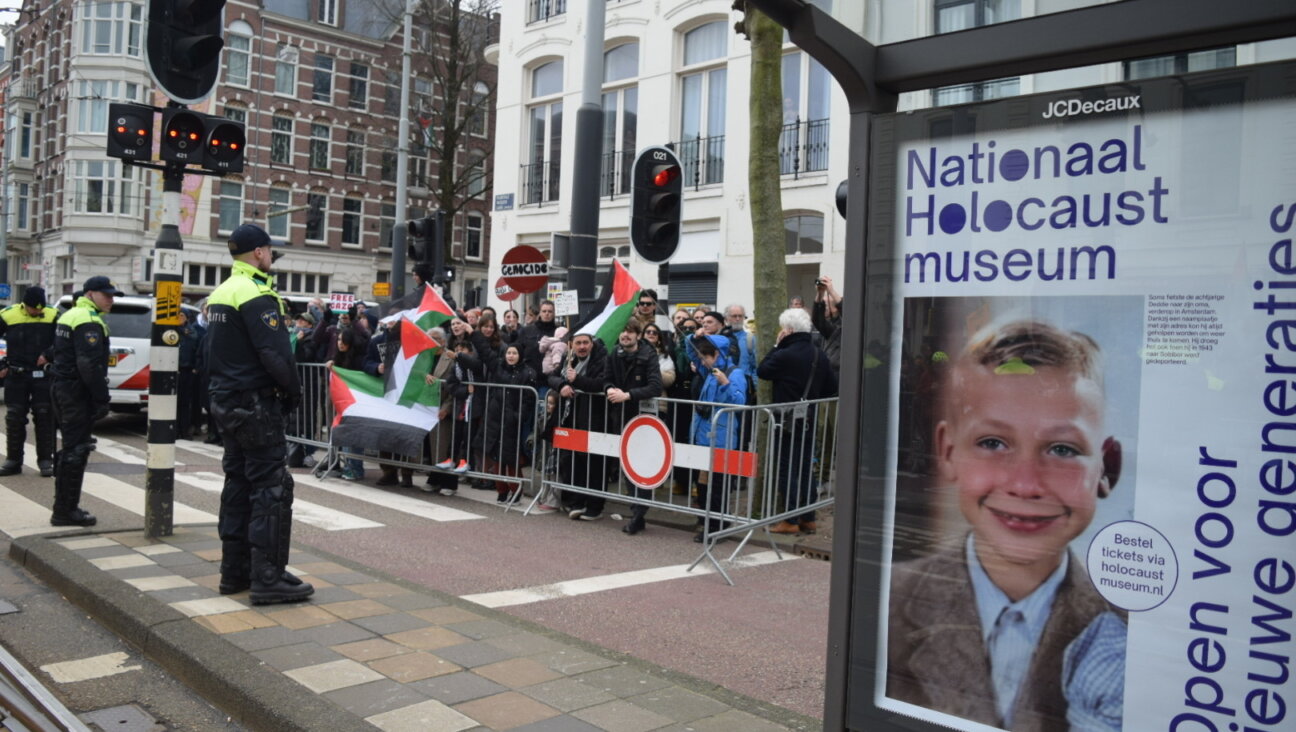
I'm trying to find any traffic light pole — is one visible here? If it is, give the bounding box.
[144,162,187,538]
[566,0,606,319]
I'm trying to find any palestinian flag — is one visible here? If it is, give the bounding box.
[329,320,441,457]
[381,284,455,331]
[387,319,443,407]
[574,260,641,351]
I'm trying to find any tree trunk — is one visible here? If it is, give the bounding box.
[746,9,787,517]
[748,9,786,392]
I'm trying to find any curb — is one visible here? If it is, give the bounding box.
[9,531,372,732]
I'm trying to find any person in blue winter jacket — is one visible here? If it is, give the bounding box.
[689,335,748,542]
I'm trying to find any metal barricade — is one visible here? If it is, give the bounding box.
[535,390,838,584]
[295,370,544,510]
[286,363,335,472]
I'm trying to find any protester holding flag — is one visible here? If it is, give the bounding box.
[329,328,368,480]
[364,320,414,488]
[482,343,538,503]
[435,335,484,476]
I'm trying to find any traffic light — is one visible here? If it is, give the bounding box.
[204,119,245,173]
[160,108,206,165]
[157,108,245,172]
[407,211,447,282]
[146,0,228,104]
[630,146,683,263]
[106,103,155,161]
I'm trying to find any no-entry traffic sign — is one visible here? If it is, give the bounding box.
[500,245,549,293]
[494,277,520,302]
[619,415,674,489]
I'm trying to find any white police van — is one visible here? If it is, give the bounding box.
[56,295,199,411]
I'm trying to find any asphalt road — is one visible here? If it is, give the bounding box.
[0,412,831,721]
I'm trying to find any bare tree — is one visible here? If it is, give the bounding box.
[405,0,500,250]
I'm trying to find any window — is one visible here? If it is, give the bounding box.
[13,183,30,231]
[226,32,251,86]
[935,0,1018,32]
[318,0,338,26]
[466,151,487,196]
[384,71,401,115]
[601,43,638,197]
[275,45,298,95]
[19,112,33,158]
[305,191,327,241]
[313,54,334,103]
[785,214,824,255]
[224,105,247,124]
[342,197,362,245]
[82,2,143,57]
[218,180,242,233]
[413,78,432,113]
[76,80,141,134]
[268,186,291,238]
[70,160,137,215]
[528,0,565,24]
[379,203,397,249]
[345,128,365,175]
[780,52,831,175]
[381,149,398,182]
[410,154,428,189]
[465,213,483,260]
[271,114,294,164]
[1125,47,1236,80]
[310,121,331,170]
[678,22,728,186]
[525,61,563,205]
[349,63,369,109]
[933,0,1020,103]
[469,81,490,135]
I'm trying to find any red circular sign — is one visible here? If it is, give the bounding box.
[494,277,520,302]
[619,415,674,489]
[500,245,549,294]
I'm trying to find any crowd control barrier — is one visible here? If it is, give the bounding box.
[537,391,838,585]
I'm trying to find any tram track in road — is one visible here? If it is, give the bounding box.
[0,640,89,732]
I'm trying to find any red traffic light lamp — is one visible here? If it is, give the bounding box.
[204,120,245,173]
[160,108,205,164]
[630,146,684,263]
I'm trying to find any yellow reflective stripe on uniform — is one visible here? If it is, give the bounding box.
[209,261,285,315]
[56,297,109,337]
[0,304,57,326]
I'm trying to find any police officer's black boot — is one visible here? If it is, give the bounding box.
[33,404,56,477]
[0,411,25,476]
[218,543,251,595]
[50,449,96,527]
[248,481,312,605]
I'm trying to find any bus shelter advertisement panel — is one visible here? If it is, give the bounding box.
[875,71,1296,732]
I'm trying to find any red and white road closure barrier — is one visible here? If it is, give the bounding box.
[551,414,756,489]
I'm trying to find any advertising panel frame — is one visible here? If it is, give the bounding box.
[843,59,1296,732]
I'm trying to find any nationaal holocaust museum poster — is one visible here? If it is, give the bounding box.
[873,63,1296,732]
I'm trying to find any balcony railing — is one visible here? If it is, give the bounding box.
[4,75,38,101]
[527,0,566,24]
[600,149,634,199]
[779,118,830,178]
[521,160,561,206]
[670,135,726,189]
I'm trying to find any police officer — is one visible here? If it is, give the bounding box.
[207,223,313,605]
[0,287,58,477]
[49,277,122,526]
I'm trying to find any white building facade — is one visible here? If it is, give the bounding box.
[487,0,851,314]
[486,0,1296,315]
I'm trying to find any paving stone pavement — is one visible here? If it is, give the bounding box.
[12,528,819,732]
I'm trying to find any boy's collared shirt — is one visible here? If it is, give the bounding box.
[967,534,1068,727]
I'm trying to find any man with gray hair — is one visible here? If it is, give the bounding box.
[723,303,757,375]
[757,307,837,535]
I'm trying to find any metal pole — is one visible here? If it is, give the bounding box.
[567,0,605,318]
[391,0,415,300]
[144,161,187,538]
